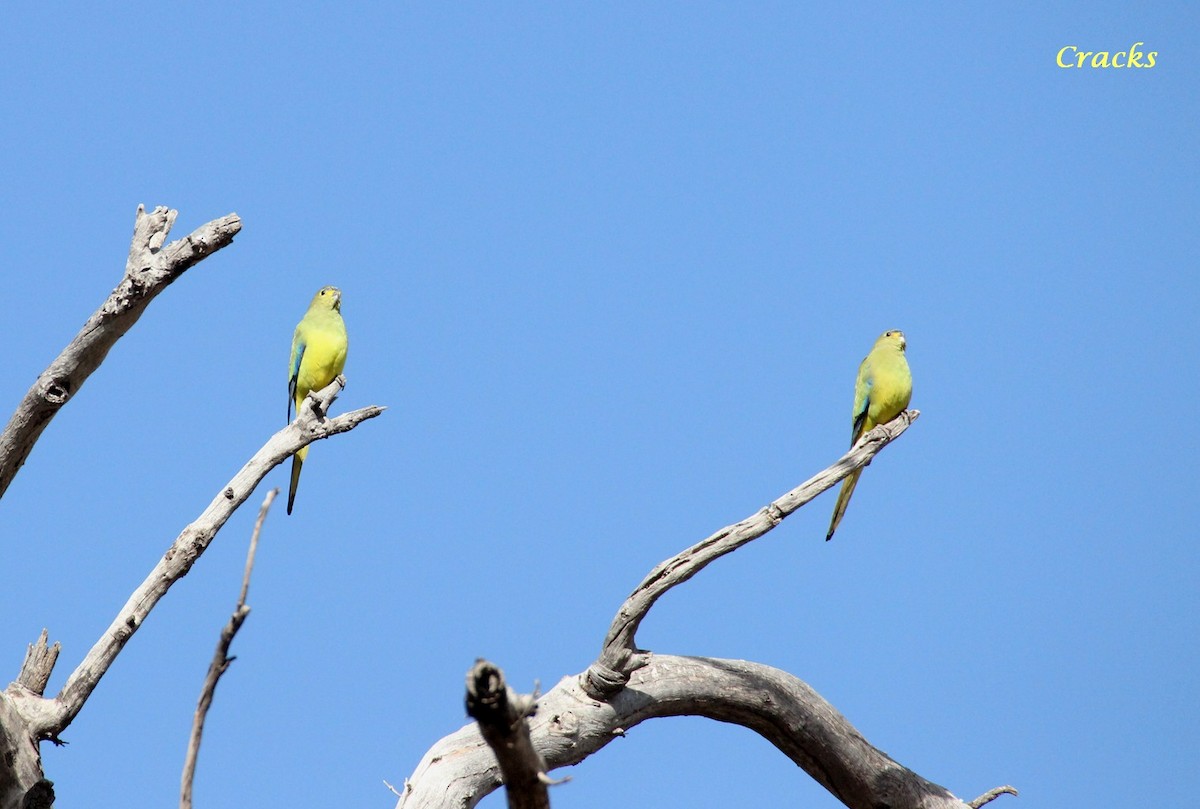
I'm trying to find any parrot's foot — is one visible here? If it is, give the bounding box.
[305,392,327,420]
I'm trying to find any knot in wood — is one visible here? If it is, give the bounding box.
[41,376,70,405]
[20,778,55,809]
[549,710,580,738]
[466,662,502,701]
[122,277,148,302]
[582,661,628,699]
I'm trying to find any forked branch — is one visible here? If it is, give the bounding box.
[397,411,1012,809]
[0,205,242,501]
[4,378,383,741]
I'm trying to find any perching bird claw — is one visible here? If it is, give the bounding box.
[305,391,326,421]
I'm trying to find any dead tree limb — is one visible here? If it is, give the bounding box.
[44,378,377,732]
[15,632,59,698]
[0,379,383,809]
[0,205,242,501]
[465,660,553,809]
[586,409,920,696]
[180,488,277,809]
[396,411,1011,808]
[403,655,981,809]
[0,696,51,809]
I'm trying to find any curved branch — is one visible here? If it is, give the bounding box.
[0,205,242,501]
[399,654,973,809]
[397,411,999,809]
[586,410,919,695]
[968,785,1019,807]
[6,379,384,738]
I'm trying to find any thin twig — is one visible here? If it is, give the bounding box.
[968,785,1019,807]
[180,488,277,809]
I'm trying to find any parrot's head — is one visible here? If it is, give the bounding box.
[312,286,342,312]
[879,329,906,351]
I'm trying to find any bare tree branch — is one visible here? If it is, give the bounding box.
[400,655,978,809]
[180,488,277,809]
[397,411,1005,809]
[0,205,242,502]
[0,694,52,809]
[16,632,60,697]
[465,660,553,809]
[585,409,920,697]
[3,378,383,743]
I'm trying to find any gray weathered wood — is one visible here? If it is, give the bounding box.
[969,785,1019,807]
[15,632,59,697]
[0,694,50,809]
[396,412,1010,809]
[49,378,379,734]
[399,654,975,809]
[0,205,242,502]
[586,409,920,696]
[0,379,382,808]
[465,660,551,809]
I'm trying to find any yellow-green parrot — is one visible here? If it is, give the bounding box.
[825,330,912,541]
[287,286,348,515]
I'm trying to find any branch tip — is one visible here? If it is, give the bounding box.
[464,660,551,809]
[969,785,1019,807]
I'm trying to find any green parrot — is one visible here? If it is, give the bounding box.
[826,330,912,541]
[287,286,348,515]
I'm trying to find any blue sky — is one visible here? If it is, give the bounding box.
[1,4,1195,808]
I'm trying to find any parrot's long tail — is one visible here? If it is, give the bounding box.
[287,445,308,515]
[825,468,862,541]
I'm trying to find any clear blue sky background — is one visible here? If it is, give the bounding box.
[1,4,1195,808]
